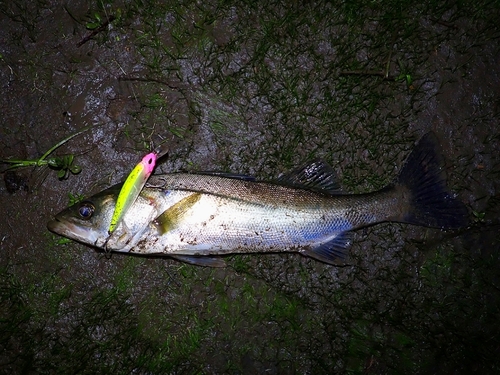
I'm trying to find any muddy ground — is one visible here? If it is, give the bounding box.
[1,0,500,373]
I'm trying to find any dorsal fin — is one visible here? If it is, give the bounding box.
[276,160,341,194]
[196,171,256,181]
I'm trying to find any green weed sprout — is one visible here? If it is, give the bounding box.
[2,128,88,180]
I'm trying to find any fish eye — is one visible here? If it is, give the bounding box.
[78,202,95,220]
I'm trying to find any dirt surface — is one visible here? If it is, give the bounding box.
[1,1,500,373]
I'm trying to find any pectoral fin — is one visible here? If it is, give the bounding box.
[154,193,201,235]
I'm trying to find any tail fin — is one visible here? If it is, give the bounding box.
[397,132,468,229]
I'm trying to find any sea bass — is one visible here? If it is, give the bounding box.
[47,133,468,267]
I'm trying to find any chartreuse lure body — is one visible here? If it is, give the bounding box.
[108,152,158,234]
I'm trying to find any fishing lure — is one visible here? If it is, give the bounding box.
[108,146,168,234]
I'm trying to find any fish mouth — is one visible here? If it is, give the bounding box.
[47,218,71,236]
[47,218,99,245]
[47,219,61,233]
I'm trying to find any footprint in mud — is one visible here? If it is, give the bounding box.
[3,170,29,193]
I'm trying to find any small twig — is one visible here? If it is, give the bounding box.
[430,18,458,29]
[77,15,116,47]
[384,48,393,79]
[64,5,81,25]
[340,70,385,77]
[118,75,183,90]
[340,70,395,81]
[342,33,397,81]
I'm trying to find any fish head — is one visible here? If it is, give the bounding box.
[47,186,119,248]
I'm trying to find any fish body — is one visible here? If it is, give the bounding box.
[48,133,468,267]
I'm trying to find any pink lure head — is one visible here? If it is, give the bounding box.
[140,152,157,174]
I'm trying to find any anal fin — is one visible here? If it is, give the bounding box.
[302,232,352,264]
